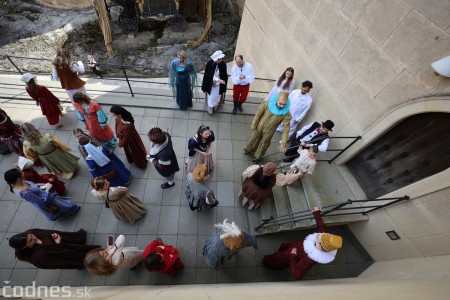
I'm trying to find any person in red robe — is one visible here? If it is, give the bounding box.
[20,73,62,127]
[263,207,343,280]
[143,239,184,277]
[0,108,24,156]
[17,156,66,196]
[110,105,148,169]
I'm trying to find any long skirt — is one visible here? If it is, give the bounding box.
[186,151,214,173]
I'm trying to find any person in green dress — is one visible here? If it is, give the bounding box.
[21,122,79,179]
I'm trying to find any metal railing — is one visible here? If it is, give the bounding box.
[257,135,362,165]
[255,195,410,231]
[0,54,272,104]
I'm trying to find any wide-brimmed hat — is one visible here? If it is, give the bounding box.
[210,50,225,62]
[322,120,334,131]
[192,164,208,182]
[20,73,35,83]
[318,233,343,252]
[16,156,34,170]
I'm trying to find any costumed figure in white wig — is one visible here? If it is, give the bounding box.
[202,219,258,270]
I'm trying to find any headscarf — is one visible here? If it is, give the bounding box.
[262,162,277,176]
[84,143,110,167]
[252,162,277,188]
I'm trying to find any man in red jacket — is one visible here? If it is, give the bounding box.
[263,207,343,280]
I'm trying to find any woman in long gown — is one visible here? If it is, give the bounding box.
[186,124,215,172]
[84,235,143,276]
[17,156,66,196]
[201,50,228,115]
[20,73,62,127]
[185,164,218,211]
[8,229,100,269]
[239,162,302,210]
[72,92,117,148]
[4,168,80,221]
[52,48,87,101]
[0,108,24,156]
[110,105,148,169]
[79,136,131,187]
[265,67,295,100]
[21,122,79,179]
[72,128,101,158]
[91,177,146,224]
[169,50,197,111]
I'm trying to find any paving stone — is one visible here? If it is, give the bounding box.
[215,160,233,181]
[144,179,164,205]
[0,268,13,283]
[178,206,199,235]
[74,203,102,233]
[137,205,161,234]
[0,201,19,232]
[216,182,235,207]
[162,180,182,206]
[195,267,217,284]
[34,269,61,286]
[217,139,233,160]
[176,234,198,268]
[197,208,217,235]
[58,269,84,286]
[158,206,180,235]
[8,202,38,233]
[9,268,38,287]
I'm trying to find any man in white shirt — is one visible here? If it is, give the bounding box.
[276,80,313,138]
[231,55,255,114]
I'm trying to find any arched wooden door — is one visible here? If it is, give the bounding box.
[346,112,450,199]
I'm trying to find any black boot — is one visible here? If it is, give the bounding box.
[238,101,243,112]
[232,101,238,114]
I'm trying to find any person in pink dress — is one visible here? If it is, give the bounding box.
[72,92,117,148]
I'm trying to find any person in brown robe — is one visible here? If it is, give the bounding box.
[110,105,148,169]
[239,162,302,210]
[8,229,100,269]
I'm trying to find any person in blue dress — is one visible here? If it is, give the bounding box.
[79,136,131,187]
[169,50,197,111]
[4,168,80,221]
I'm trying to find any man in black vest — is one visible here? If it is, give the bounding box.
[284,120,334,162]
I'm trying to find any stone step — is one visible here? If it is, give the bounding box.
[259,197,278,234]
[271,185,294,231]
[285,180,315,228]
[301,163,368,225]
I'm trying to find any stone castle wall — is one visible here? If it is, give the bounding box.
[235,0,450,261]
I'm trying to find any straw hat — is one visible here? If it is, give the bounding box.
[319,233,343,252]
